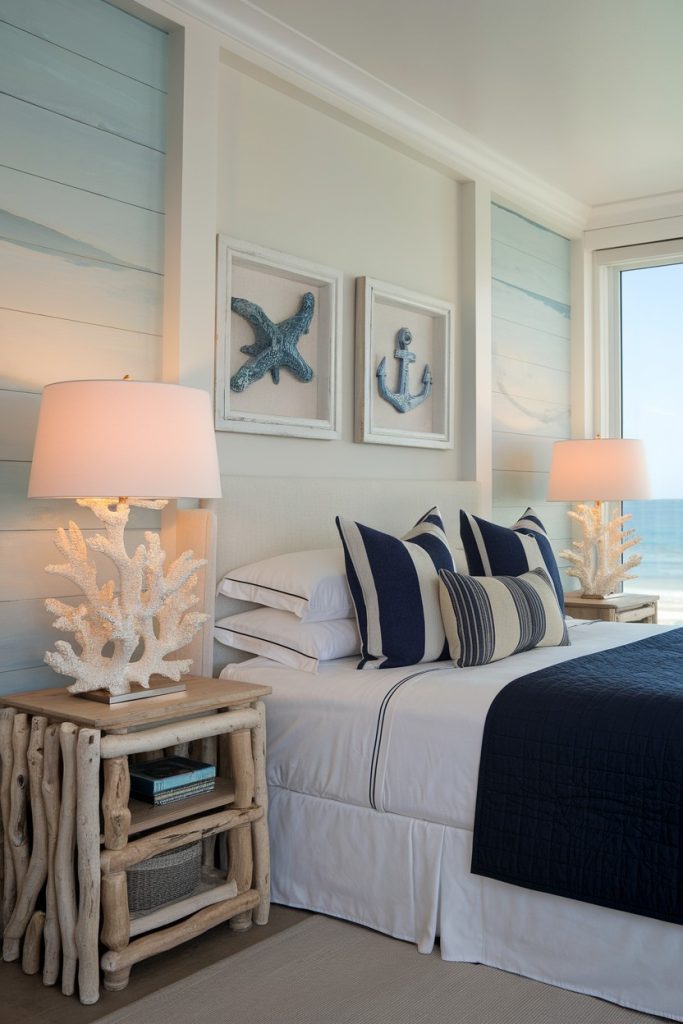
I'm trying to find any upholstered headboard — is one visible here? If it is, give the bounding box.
[177,475,481,677]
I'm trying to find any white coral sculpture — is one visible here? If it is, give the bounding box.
[560,502,642,598]
[44,498,207,696]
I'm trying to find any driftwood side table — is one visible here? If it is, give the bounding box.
[0,676,271,1004]
[564,592,659,623]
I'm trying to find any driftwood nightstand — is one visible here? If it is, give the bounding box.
[0,677,271,1004]
[564,593,659,624]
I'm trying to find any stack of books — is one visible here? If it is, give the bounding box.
[129,756,216,806]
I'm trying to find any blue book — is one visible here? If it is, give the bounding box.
[129,756,216,795]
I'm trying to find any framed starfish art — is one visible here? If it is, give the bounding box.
[215,237,342,438]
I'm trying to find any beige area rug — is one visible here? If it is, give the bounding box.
[95,915,662,1024]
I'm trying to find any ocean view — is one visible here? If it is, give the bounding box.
[623,500,683,624]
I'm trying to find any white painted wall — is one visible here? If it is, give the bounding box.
[213,60,464,481]
[490,204,572,568]
[0,0,168,695]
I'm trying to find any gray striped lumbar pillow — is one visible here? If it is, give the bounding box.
[439,567,569,668]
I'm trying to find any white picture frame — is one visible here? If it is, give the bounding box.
[355,277,455,449]
[215,237,342,439]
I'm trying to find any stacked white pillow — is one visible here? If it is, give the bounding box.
[215,548,360,672]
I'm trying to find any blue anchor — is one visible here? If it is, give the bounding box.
[376,328,432,413]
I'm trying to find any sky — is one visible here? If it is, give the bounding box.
[621,262,683,498]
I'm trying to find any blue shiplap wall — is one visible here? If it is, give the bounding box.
[491,203,572,570]
[0,0,167,695]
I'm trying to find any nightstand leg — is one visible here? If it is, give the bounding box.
[42,723,62,987]
[0,708,17,932]
[227,724,255,932]
[103,964,131,992]
[76,728,101,1005]
[57,723,79,996]
[251,701,270,926]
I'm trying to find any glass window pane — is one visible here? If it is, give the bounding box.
[621,262,683,623]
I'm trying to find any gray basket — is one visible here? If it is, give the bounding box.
[127,841,201,914]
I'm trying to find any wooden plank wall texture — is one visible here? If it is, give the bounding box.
[0,0,167,695]
[491,204,572,576]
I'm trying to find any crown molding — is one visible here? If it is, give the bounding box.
[587,190,683,230]
[162,0,589,236]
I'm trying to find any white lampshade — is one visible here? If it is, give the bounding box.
[28,380,222,499]
[547,439,650,502]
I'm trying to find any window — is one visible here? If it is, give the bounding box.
[596,241,683,624]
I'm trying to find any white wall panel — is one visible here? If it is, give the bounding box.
[0,390,40,460]
[0,94,165,211]
[0,597,78,673]
[492,240,571,306]
[0,23,166,151]
[1,0,168,90]
[493,431,557,474]
[492,391,571,438]
[0,165,165,272]
[0,310,161,393]
[492,316,569,371]
[0,1,167,695]
[493,354,570,406]
[491,203,572,583]
[0,240,162,335]
[490,205,571,270]
[0,665,58,694]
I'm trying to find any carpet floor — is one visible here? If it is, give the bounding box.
[94,914,662,1024]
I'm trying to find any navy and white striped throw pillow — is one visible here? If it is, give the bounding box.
[460,507,564,608]
[439,567,569,667]
[336,507,455,669]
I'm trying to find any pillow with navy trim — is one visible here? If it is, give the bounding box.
[336,507,455,670]
[214,607,360,673]
[217,548,353,622]
[459,507,563,608]
[439,567,569,667]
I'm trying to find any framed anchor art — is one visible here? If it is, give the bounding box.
[355,277,455,449]
[215,236,343,438]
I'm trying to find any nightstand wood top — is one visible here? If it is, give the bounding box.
[564,593,659,609]
[0,676,271,730]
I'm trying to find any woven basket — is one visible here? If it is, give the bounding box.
[127,841,201,913]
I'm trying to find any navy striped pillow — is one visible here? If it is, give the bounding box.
[460,507,564,608]
[439,567,569,667]
[336,507,455,669]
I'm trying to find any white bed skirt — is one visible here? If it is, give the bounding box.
[269,785,683,1021]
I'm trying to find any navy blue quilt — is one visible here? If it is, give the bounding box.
[471,628,683,924]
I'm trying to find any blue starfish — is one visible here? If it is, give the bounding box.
[230,292,316,392]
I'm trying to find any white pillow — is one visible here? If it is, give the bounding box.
[214,607,360,672]
[218,548,353,622]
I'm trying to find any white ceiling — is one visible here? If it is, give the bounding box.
[227,0,683,209]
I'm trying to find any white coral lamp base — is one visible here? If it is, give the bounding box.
[43,498,207,698]
[559,501,642,599]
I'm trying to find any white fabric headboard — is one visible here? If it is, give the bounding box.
[177,475,482,677]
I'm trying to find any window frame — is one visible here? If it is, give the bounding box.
[593,238,683,439]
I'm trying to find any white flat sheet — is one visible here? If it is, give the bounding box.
[222,620,669,831]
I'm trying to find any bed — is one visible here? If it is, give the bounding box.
[176,476,683,1022]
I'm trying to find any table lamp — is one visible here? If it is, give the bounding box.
[28,380,222,701]
[547,438,649,598]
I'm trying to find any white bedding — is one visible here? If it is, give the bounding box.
[222,618,683,1021]
[223,619,668,831]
